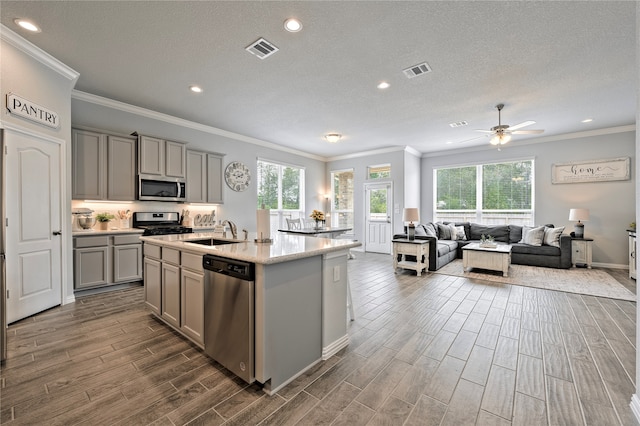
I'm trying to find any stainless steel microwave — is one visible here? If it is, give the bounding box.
[138,175,186,202]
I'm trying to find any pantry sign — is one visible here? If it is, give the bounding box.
[6,93,59,129]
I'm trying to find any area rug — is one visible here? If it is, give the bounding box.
[434,259,636,302]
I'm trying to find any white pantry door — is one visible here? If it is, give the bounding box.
[365,183,392,254]
[5,127,62,323]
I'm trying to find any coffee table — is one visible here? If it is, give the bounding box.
[462,243,512,277]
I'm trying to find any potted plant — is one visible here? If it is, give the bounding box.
[480,234,497,248]
[95,212,115,230]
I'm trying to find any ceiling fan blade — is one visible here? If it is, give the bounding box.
[511,129,544,135]
[474,129,495,134]
[508,120,536,131]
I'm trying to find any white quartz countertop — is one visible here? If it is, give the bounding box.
[140,231,361,265]
[72,228,144,237]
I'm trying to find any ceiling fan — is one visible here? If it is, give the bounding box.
[476,103,544,145]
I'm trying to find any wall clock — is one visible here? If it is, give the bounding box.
[225,161,251,192]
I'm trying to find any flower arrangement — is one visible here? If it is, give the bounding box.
[310,210,325,221]
[480,234,496,248]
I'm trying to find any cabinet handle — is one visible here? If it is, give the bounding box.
[53,230,62,236]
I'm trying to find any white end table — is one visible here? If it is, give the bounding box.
[571,238,593,268]
[393,239,430,276]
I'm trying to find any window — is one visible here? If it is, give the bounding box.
[257,159,305,230]
[434,159,534,225]
[368,164,391,179]
[331,169,354,231]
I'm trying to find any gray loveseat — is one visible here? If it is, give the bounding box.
[393,221,572,271]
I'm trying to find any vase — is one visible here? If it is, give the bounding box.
[314,220,321,230]
[98,221,109,230]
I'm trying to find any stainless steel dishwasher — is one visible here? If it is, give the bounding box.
[203,254,255,383]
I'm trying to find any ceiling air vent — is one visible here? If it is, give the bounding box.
[403,62,432,79]
[449,121,468,128]
[246,38,279,59]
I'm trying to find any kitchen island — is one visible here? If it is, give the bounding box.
[140,231,361,395]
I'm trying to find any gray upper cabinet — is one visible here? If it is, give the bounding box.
[207,153,224,204]
[186,150,207,203]
[72,128,136,201]
[138,134,186,178]
[107,136,136,200]
[72,129,106,200]
[185,150,225,204]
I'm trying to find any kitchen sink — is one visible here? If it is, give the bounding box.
[186,238,241,246]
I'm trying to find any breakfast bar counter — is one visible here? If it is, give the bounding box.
[140,232,361,395]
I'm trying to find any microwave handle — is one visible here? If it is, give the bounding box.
[177,182,183,199]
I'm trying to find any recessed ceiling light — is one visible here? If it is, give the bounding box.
[325,133,342,143]
[189,85,203,93]
[581,118,593,123]
[14,18,41,32]
[377,81,390,89]
[284,18,302,32]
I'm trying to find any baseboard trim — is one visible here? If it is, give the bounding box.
[630,394,640,422]
[322,334,349,360]
[592,262,628,269]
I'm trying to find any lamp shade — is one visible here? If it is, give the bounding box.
[569,208,590,222]
[403,208,419,223]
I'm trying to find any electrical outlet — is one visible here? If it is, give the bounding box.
[333,265,340,282]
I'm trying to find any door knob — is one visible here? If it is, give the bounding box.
[53,230,62,236]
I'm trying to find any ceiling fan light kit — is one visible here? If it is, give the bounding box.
[476,103,544,147]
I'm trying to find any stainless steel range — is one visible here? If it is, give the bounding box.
[133,212,193,236]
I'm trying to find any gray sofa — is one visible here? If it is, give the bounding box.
[394,221,572,271]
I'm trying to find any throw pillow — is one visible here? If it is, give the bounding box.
[414,225,427,237]
[424,222,438,238]
[544,226,565,248]
[437,222,453,240]
[448,223,458,241]
[455,225,467,241]
[519,225,545,246]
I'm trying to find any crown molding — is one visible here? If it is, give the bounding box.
[1,24,79,83]
[326,145,408,162]
[71,89,326,162]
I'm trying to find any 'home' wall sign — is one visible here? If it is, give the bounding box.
[551,157,630,184]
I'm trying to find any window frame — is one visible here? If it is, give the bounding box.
[257,158,306,231]
[330,168,355,234]
[433,158,535,225]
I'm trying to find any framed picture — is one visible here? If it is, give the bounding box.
[551,157,630,184]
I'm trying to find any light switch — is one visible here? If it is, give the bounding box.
[333,265,340,282]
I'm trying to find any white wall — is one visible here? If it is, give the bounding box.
[70,96,327,233]
[1,29,78,303]
[421,130,636,267]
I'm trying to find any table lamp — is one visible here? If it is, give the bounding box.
[569,208,590,238]
[403,208,420,240]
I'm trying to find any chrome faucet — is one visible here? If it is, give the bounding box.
[222,220,238,239]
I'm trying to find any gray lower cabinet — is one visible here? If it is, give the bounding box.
[72,128,136,201]
[143,243,204,346]
[144,257,161,314]
[161,262,181,328]
[74,233,142,291]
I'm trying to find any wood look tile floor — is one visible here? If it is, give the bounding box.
[1,252,638,425]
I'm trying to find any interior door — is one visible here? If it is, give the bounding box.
[365,183,392,254]
[5,127,62,323]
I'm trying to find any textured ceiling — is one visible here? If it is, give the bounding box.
[1,1,636,158]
